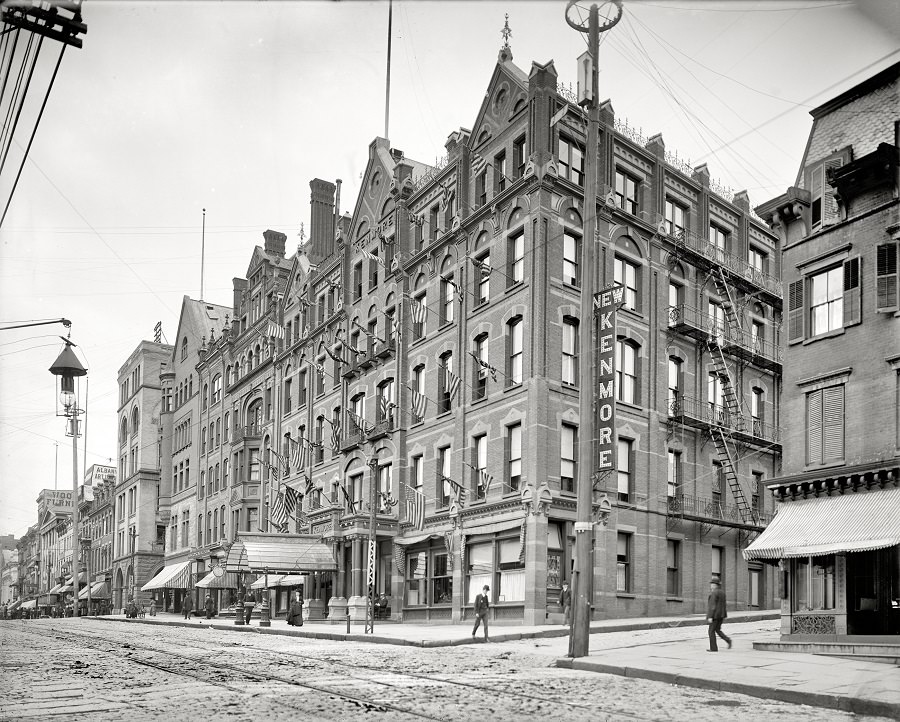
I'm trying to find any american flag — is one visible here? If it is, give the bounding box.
[267,320,285,340]
[270,492,288,532]
[518,518,527,563]
[289,437,307,470]
[471,255,491,280]
[410,388,427,419]
[471,149,486,176]
[468,350,498,382]
[283,485,299,518]
[379,395,395,421]
[324,345,343,366]
[405,484,425,531]
[409,296,427,325]
[444,366,461,401]
[360,248,381,266]
[348,410,373,435]
[478,469,493,495]
[329,417,341,451]
[445,476,467,507]
[339,483,357,514]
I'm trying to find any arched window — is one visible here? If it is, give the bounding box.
[223,412,230,442]
[562,317,578,386]
[314,416,325,464]
[616,340,640,405]
[506,316,523,385]
[377,378,395,425]
[439,350,454,414]
[247,350,254,372]
[472,333,490,400]
[440,256,455,325]
[224,366,232,387]
[202,383,209,408]
[211,374,222,404]
[247,399,263,433]
[181,337,188,361]
[120,418,128,447]
[131,408,139,437]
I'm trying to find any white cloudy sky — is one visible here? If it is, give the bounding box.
[1,0,897,537]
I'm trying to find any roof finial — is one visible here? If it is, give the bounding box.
[499,13,513,62]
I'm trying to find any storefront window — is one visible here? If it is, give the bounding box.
[498,539,525,602]
[432,553,452,604]
[794,555,835,611]
[467,542,493,603]
[405,545,451,606]
[407,551,426,606]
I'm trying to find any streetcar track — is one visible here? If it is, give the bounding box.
[16,622,661,722]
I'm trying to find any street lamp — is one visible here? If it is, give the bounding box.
[49,338,87,618]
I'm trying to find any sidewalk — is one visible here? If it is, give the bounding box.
[107,610,899,718]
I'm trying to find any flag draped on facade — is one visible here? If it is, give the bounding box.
[410,387,427,419]
[283,484,299,518]
[405,483,425,531]
[471,150,487,176]
[409,296,427,325]
[270,492,288,532]
[468,350,498,382]
[518,518,527,563]
[444,476,467,507]
[288,436,307,470]
[348,410,373,435]
[266,320,285,340]
[444,366,461,401]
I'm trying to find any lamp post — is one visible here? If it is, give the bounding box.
[49,338,87,618]
[365,454,398,634]
[259,567,270,627]
[129,527,137,603]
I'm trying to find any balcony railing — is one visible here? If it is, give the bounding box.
[667,395,780,447]
[664,494,773,527]
[662,225,782,301]
[667,304,782,369]
[232,424,262,443]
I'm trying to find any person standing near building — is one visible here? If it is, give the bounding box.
[559,581,572,626]
[204,594,215,619]
[182,593,193,620]
[706,577,731,652]
[149,599,157,617]
[471,585,490,642]
[288,593,304,626]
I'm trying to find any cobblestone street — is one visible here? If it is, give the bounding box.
[0,619,893,721]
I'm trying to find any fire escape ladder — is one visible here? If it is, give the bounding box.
[710,426,752,525]
[712,265,741,333]
[708,342,742,431]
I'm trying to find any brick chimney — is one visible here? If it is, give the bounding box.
[263,229,286,258]
[309,179,336,264]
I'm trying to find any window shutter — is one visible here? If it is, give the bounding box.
[822,158,843,226]
[806,390,822,465]
[787,280,804,343]
[876,243,898,312]
[822,386,844,462]
[842,256,861,326]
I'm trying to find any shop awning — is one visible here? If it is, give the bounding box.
[250,574,306,589]
[47,582,65,595]
[59,571,88,593]
[196,570,241,589]
[462,517,525,537]
[393,532,444,546]
[140,560,193,591]
[224,533,336,574]
[78,581,110,600]
[20,599,36,609]
[7,600,21,611]
[744,486,900,560]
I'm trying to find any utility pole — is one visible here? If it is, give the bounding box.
[565,0,622,660]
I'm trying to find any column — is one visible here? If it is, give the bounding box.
[524,510,549,625]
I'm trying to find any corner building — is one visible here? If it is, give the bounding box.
[271,43,781,625]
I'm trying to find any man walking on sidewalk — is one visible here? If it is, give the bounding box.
[472,585,490,642]
[706,576,731,652]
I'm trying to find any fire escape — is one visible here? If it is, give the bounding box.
[661,221,782,536]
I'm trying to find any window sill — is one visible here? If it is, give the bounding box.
[562,281,581,293]
[802,328,845,345]
[505,281,525,295]
[471,395,487,405]
[504,382,524,393]
[616,400,643,412]
[666,597,683,603]
[616,593,635,599]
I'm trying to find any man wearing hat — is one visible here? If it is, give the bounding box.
[472,584,491,642]
[705,576,731,651]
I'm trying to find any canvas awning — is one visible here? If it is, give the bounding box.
[140,560,193,590]
[78,581,110,600]
[47,582,65,595]
[393,531,450,546]
[250,574,306,589]
[59,571,88,593]
[20,599,36,609]
[462,517,524,537]
[196,570,241,589]
[7,600,21,611]
[744,486,900,560]
[224,533,336,574]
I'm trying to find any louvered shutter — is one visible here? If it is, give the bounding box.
[842,257,861,326]
[822,386,844,462]
[787,280,804,343]
[807,390,822,465]
[822,158,843,226]
[876,243,898,312]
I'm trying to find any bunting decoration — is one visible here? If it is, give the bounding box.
[413,551,427,578]
[339,482,357,514]
[394,543,406,575]
[324,345,343,366]
[443,365,461,401]
[409,296,427,325]
[444,476,467,507]
[378,395,395,422]
[339,338,364,357]
[470,255,491,280]
[360,248,383,266]
[405,483,425,531]
[266,320,285,340]
[348,410,374,435]
[410,387,427,419]
[444,531,454,573]
[518,518,527,563]
[468,350,498,382]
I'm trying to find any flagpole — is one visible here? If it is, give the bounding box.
[384,0,392,140]
[200,208,206,302]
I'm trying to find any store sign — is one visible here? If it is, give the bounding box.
[89,465,116,485]
[594,284,624,472]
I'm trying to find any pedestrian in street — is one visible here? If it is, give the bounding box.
[559,581,572,626]
[471,585,490,642]
[149,599,156,617]
[244,596,254,625]
[706,576,731,652]
[204,594,216,619]
[288,593,304,626]
[182,594,194,620]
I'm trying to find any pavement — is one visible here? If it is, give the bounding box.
[103,609,900,719]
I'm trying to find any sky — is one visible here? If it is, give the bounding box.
[1,0,897,538]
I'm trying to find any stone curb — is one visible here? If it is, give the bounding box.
[556,657,900,719]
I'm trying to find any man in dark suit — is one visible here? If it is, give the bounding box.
[472,584,490,642]
[706,576,731,651]
[559,581,572,626]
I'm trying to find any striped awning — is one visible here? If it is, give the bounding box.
[59,571,88,593]
[20,599,36,609]
[47,582,65,595]
[250,574,306,589]
[78,581,110,600]
[744,486,900,560]
[225,533,336,574]
[140,561,193,591]
[196,570,241,589]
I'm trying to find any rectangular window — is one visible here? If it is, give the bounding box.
[473,335,489,401]
[412,366,425,423]
[616,533,631,592]
[474,434,488,501]
[315,357,326,396]
[709,224,728,264]
[616,341,637,405]
[810,266,843,336]
[440,275,455,325]
[807,385,844,465]
[614,257,638,311]
[475,252,490,305]
[507,423,522,492]
[667,356,682,412]
[439,353,454,414]
[562,318,578,386]
[667,450,681,498]
[413,293,427,341]
[665,198,686,236]
[368,249,379,290]
[615,170,638,215]
[475,171,487,208]
[876,242,899,312]
[353,261,363,301]
[561,423,577,493]
[508,231,524,286]
[712,545,724,585]
[617,439,632,502]
[429,205,439,242]
[283,378,292,415]
[298,370,307,407]
[507,318,523,385]
[666,540,680,596]
[412,454,424,493]
[513,135,526,179]
[414,217,424,252]
[563,232,580,287]
[438,446,451,508]
[558,136,585,185]
[494,151,506,194]
[751,471,763,516]
[749,246,767,273]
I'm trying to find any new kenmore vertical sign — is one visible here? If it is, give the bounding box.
[594,283,624,475]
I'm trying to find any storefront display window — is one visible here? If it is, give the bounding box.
[793,555,835,611]
[405,545,451,606]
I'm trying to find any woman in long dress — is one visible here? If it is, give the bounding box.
[288,594,304,626]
